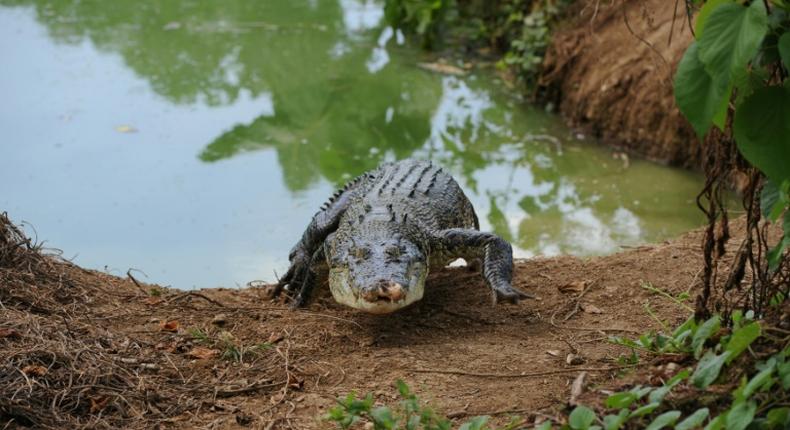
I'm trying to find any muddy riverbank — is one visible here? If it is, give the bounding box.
[1,212,717,428]
[539,0,699,167]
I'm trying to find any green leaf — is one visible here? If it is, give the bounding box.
[406,415,420,430]
[760,178,788,222]
[371,406,397,429]
[630,402,660,419]
[676,408,710,430]
[672,316,697,339]
[535,421,553,430]
[741,365,774,400]
[569,406,596,430]
[605,392,637,409]
[733,86,790,184]
[602,409,629,430]
[732,66,768,106]
[645,411,681,430]
[780,32,790,69]
[629,385,653,400]
[459,416,490,430]
[767,407,790,429]
[695,0,733,38]
[704,414,726,430]
[768,211,790,271]
[726,400,756,430]
[674,42,730,137]
[649,369,690,403]
[692,351,731,388]
[725,321,761,364]
[779,361,790,389]
[396,379,412,398]
[698,1,768,83]
[693,315,721,359]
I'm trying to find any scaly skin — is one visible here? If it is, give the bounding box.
[276,159,532,313]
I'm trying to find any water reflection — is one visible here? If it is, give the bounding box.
[0,0,705,288]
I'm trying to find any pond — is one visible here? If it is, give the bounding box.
[0,0,706,289]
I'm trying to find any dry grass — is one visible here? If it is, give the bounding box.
[0,213,293,428]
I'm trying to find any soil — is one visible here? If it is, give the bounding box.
[540,0,701,168]
[1,212,718,429]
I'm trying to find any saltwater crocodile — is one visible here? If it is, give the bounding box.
[275,159,532,313]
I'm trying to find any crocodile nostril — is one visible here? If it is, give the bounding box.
[361,281,406,303]
[380,282,405,301]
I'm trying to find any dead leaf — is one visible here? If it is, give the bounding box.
[155,342,177,353]
[0,328,21,339]
[558,281,587,294]
[417,62,466,76]
[114,125,137,133]
[22,365,48,376]
[581,303,603,314]
[159,320,179,332]
[288,374,304,390]
[211,314,228,325]
[566,354,585,365]
[187,347,219,360]
[569,372,588,406]
[267,333,284,344]
[90,396,109,413]
[143,296,163,306]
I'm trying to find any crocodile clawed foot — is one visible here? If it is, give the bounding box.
[275,253,316,308]
[287,269,315,309]
[493,284,535,304]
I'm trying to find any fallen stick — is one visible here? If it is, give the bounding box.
[412,365,632,379]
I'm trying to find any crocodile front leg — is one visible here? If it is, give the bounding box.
[432,229,534,304]
[276,176,366,305]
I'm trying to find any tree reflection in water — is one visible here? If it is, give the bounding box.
[1,0,706,258]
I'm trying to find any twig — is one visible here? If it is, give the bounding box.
[412,365,633,379]
[622,5,668,68]
[167,291,225,308]
[214,380,285,398]
[563,279,598,322]
[163,353,185,384]
[550,303,641,334]
[640,281,694,313]
[126,269,148,296]
[669,0,680,46]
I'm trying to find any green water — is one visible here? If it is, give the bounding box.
[0,0,705,289]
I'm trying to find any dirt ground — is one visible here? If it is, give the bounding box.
[1,211,717,429]
[540,0,701,167]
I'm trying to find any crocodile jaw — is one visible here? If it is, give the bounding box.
[328,268,426,314]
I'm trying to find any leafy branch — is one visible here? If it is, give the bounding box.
[674,0,790,269]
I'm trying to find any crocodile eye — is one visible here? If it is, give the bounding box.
[385,246,401,260]
[352,247,371,260]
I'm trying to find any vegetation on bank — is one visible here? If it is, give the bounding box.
[383,0,572,88]
[375,1,790,429]
[674,0,790,275]
[325,307,790,429]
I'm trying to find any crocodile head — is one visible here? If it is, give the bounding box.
[326,229,427,314]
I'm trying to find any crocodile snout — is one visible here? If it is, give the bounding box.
[361,280,406,303]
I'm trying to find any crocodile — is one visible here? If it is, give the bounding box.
[275,159,532,314]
